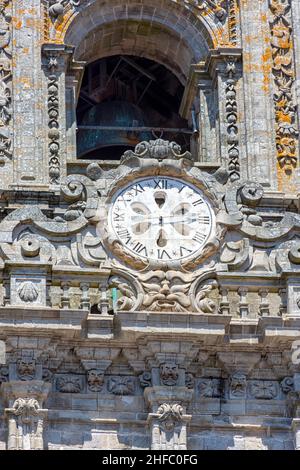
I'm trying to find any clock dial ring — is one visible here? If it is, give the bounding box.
[108,176,216,263]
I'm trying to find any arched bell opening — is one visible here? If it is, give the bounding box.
[76,55,191,160]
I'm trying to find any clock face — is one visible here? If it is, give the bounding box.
[109,177,215,262]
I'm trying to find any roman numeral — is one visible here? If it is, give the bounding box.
[193,232,206,244]
[133,184,145,195]
[197,215,210,225]
[113,212,125,222]
[117,228,131,240]
[180,246,193,257]
[132,242,148,256]
[193,198,204,207]
[154,179,168,190]
[157,249,171,260]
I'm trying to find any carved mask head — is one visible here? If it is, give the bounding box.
[87,369,104,391]
[160,362,179,386]
[17,358,35,380]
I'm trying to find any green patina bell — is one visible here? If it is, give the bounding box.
[77,100,151,158]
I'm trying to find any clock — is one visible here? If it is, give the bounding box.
[108,177,215,263]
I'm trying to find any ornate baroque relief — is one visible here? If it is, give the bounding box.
[225,59,240,181]
[46,54,60,185]
[6,398,46,450]
[0,0,12,163]
[269,0,299,173]
[2,139,300,316]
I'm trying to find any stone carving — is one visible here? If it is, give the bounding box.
[6,398,45,450]
[0,365,8,384]
[185,373,194,389]
[229,372,247,398]
[269,0,299,173]
[139,371,152,388]
[160,363,179,386]
[46,54,60,185]
[56,376,82,393]
[16,358,36,381]
[220,239,250,270]
[228,0,238,44]
[123,138,192,161]
[17,281,39,303]
[0,0,12,163]
[249,380,278,400]
[184,0,227,21]
[49,0,80,18]
[107,376,135,395]
[194,280,218,314]
[281,376,294,393]
[225,58,240,181]
[0,59,11,126]
[12,397,39,417]
[198,378,222,398]
[157,403,183,431]
[42,368,53,383]
[140,270,192,312]
[288,241,300,264]
[87,369,104,392]
[109,276,138,312]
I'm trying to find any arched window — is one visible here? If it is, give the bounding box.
[76,55,191,160]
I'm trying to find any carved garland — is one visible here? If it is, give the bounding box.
[47,55,60,185]
[225,59,240,182]
[0,0,12,163]
[269,0,299,173]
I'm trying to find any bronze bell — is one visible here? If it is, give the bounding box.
[77,100,152,159]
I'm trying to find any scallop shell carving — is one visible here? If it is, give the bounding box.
[17,281,39,303]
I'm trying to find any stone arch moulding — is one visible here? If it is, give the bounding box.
[45,0,237,52]
[42,0,243,181]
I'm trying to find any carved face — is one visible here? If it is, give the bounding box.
[109,177,215,263]
[229,373,247,396]
[87,369,104,392]
[160,363,179,386]
[17,359,35,380]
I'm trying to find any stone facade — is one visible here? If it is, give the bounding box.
[0,0,300,451]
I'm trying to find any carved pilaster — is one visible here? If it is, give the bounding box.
[269,0,299,175]
[0,0,12,173]
[42,44,74,188]
[1,380,51,450]
[145,387,193,450]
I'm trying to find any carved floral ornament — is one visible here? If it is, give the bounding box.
[269,0,299,173]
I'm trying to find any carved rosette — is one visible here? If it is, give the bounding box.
[0,0,12,163]
[269,0,299,173]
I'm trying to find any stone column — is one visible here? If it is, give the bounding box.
[1,380,51,450]
[206,49,243,182]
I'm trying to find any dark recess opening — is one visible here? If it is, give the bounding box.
[76,55,190,160]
